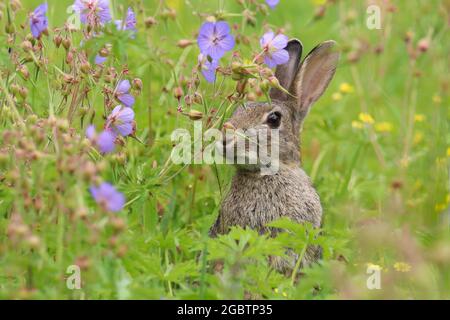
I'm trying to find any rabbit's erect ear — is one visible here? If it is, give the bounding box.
[269,39,303,101]
[294,40,340,121]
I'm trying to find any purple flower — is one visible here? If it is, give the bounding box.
[106,105,135,137]
[90,182,125,212]
[85,125,115,154]
[198,54,219,83]
[266,0,280,9]
[115,7,137,38]
[115,80,135,108]
[95,54,107,65]
[73,0,112,25]
[197,21,235,60]
[260,31,289,68]
[29,3,48,39]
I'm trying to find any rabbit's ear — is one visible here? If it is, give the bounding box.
[269,39,303,101]
[294,40,339,121]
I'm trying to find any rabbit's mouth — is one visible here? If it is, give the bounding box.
[216,129,280,175]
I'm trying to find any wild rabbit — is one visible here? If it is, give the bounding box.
[210,39,340,272]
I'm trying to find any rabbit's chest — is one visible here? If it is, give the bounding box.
[219,169,322,231]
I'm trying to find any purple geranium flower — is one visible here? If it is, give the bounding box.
[86,125,115,154]
[198,54,219,83]
[260,31,289,68]
[95,54,107,65]
[90,182,125,212]
[197,21,235,60]
[29,3,48,39]
[106,105,135,137]
[73,0,112,25]
[115,7,137,38]
[266,0,280,9]
[115,80,135,108]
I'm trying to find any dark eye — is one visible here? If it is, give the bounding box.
[266,111,281,128]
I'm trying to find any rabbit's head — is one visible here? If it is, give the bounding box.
[221,39,339,172]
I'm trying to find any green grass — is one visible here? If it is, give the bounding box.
[0,0,449,299]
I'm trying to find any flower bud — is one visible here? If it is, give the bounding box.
[404,31,414,43]
[5,23,15,34]
[177,39,194,48]
[188,109,203,121]
[10,83,20,96]
[99,46,110,57]
[314,5,326,20]
[110,217,126,231]
[132,78,143,91]
[26,235,41,249]
[21,40,33,52]
[173,86,183,100]
[53,35,62,48]
[63,74,74,84]
[18,65,30,80]
[66,50,74,64]
[417,38,430,53]
[268,76,280,88]
[161,8,176,20]
[62,38,71,50]
[260,79,270,92]
[144,16,157,28]
[19,87,28,99]
[231,61,242,73]
[11,0,22,12]
[81,61,91,74]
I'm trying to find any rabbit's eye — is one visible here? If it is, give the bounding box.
[266,111,281,128]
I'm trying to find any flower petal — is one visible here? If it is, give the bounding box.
[271,34,289,50]
[218,34,235,52]
[85,125,96,140]
[117,106,135,122]
[116,80,131,94]
[97,130,116,154]
[115,123,133,137]
[265,49,289,67]
[215,21,231,38]
[95,55,107,65]
[260,31,275,48]
[118,94,135,108]
[198,21,215,38]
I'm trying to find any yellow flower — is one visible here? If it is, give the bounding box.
[446,194,450,204]
[339,82,354,94]
[352,120,363,129]
[413,131,424,144]
[359,112,375,124]
[274,288,279,294]
[332,92,343,101]
[435,203,447,212]
[432,94,442,104]
[394,262,411,272]
[447,147,450,157]
[282,292,288,297]
[414,114,425,122]
[375,122,393,133]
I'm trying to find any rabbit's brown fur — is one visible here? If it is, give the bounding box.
[210,39,340,272]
